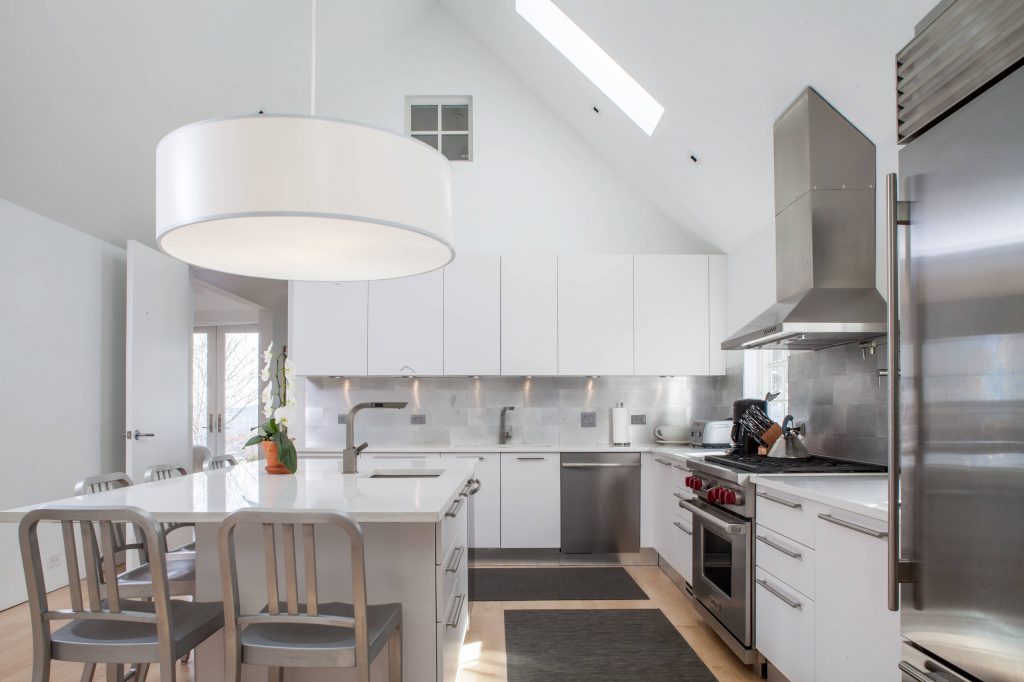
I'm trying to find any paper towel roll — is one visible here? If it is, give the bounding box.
[612,404,630,446]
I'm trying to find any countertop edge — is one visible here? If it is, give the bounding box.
[751,475,889,523]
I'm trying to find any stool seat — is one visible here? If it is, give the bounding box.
[117,558,196,598]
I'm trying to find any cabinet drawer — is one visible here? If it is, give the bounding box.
[755,525,815,599]
[670,460,690,490]
[500,453,561,548]
[671,506,694,584]
[436,539,468,620]
[359,452,441,472]
[437,565,470,682]
[756,486,816,548]
[435,485,470,565]
[755,567,815,682]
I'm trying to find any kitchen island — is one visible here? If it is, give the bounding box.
[0,458,477,682]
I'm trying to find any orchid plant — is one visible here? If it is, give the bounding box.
[244,342,298,472]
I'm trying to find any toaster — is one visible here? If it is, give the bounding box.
[698,420,733,448]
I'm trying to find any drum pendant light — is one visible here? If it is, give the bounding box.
[154,1,453,281]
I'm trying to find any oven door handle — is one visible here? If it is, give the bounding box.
[678,499,748,535]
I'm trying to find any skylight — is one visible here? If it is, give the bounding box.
[515,0,665,135]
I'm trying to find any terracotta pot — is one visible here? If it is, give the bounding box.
[262,440,291,475]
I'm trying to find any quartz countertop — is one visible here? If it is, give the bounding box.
[299,444,722,462]
[0,459,477,524]
[752,473,889,522]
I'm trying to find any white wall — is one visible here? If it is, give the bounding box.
[0,198,126,609]
[724,224,776,368]
[315,3,716,255]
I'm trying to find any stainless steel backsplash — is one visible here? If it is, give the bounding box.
[788,342,887,465]
[303,370,741,449]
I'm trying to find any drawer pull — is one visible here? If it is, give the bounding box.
[896,661,934,682]
[672,464,688,470]
[756,533,802,559]
[756,578,802,609]
[756,491,802,509]
[672,492,688,501]
[445,593,466,628]
[654,458,672,466]
[817,513,888,539]
[445,497,465,518]
[445,545,466,573]
[516,456,546,461]
[672,520,693,536]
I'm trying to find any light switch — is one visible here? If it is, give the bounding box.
[581,411,597,427]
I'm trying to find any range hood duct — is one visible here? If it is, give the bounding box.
[722,88,887,351]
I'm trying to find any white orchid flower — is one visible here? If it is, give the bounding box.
[260,366,270,382]
[274,404,296,425]
[283,358,295,376]
[262,341,275,364]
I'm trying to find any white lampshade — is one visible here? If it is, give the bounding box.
[155,114,454,281]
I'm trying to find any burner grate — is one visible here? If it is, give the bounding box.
[704,453,886,474]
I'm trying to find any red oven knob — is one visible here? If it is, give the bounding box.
[708,487,721,503]
[724,489,737,505]
[686,476,704,492]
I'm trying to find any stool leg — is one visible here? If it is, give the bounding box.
[388,624,402,682]
[80,663,95,682]
[104,664,125,682]
[268,667,284,682]
[132,664,150,681]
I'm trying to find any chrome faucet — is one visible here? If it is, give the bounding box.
[500,406,515,445]
[342,401,408,474]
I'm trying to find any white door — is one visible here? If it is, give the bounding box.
[558,255,634,375]
[633,255,710,376]
[444,453,501,548]
[126,241,192,482]
[500,255,558,375]
[500,453,560,548]
[443,255,501,375]
[367,269,444,375]
[192,325,261,461]
[288,280,368,376]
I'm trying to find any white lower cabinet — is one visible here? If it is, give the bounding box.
[814,508,900,682]
[358,452,441,472]
[435,488,469,682]
[755,567,815,682]
[500,453,560,548]
[443,453,501,548]
[650,455,694,583]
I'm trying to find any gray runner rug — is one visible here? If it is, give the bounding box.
[469,567,648,601]
[504,609,716,682]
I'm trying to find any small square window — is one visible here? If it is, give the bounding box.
[406,97,472,161]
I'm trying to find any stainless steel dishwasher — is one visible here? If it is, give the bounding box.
[560,451,641,554]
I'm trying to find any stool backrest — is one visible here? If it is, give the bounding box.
[219,509,370,665]
[19,506,173,656]
[144,464,189,482]
[72,473,147,563]
[203,454,238,471]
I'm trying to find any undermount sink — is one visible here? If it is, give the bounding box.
[365,468,444,479]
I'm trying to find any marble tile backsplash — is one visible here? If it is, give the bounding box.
[302,370,741,449]
[788,341,888,465]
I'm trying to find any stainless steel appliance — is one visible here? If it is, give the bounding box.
[890,4,1024,680]
[721,88,886,351]
[730,398,769,454]
[560,452,640,554]
[700,420,733,448]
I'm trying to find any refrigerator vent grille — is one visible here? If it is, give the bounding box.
[896,0,1024,143]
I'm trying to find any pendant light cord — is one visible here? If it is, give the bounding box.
[310,0,317,116]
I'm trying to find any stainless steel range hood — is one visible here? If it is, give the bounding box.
[722,88,887,351]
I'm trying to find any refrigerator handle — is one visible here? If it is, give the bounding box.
[886,172,911,611]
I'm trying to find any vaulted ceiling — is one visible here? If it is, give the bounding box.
[0,0,935,254]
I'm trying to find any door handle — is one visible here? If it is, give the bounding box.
[207,413,214,433]
[217,414,223,433]
[756,533,802,559]
[756,578,802,609]
[132,430,155,440]
[755,491,802,509]
[560,462,640,468]
[654,458,672,466]
[678,499,747,535]
[818,512,888,539]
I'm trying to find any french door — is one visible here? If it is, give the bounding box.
[192,325,261,459]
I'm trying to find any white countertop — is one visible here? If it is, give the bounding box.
[752,473,889,522]
[300,444,721,461]
[0,459,478,524]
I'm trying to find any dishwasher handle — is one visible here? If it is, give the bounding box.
[561,462,640,468]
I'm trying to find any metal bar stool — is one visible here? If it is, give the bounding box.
[18,506,223,682]
[143,464,196,556]
[219,509,402,682]
[202,454,238,471]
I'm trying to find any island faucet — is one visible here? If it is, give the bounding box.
[500,406,515,445]
[342,401,408,474]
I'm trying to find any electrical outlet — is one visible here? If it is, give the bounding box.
[46,553,62,570]
[631,414,647,425]
[411,414,427,425]
[337,413,347,425]
[581,411,597,428]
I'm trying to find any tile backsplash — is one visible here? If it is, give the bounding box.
[302,370,741,449]
[788,341,887,465]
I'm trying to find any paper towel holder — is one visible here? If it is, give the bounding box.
[612,401,631,447]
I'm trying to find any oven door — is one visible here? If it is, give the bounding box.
[681,498,752,647]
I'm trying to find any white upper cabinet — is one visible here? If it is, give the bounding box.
[558,254,634,375]
[633,255,710,376]
[708,254,727,375]
[500,255,558,375]
[288,281,368,376]
[443,255,500,375]
[367,269,444,375]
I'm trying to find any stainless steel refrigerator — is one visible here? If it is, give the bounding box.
[889,10,1024,681]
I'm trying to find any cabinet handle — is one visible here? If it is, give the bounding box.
[756,578,802,609]
[672,464,688,470]
[672,520,693,536]
[672,492,688,501]
[756,491,802,509]
[896,661,935,682]
[654,458,672,466]
[561,462,639,468]
[818,513,888,539]
[445,593,466,628]
[445,545,466,574]
[445,497,465,518]
[756,533,802,559]
[516,456,545,461]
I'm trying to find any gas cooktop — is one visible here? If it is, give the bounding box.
[703,452,886,474]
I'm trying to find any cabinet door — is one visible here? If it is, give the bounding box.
[708,254,727,376]
[444,454,501,548]
[358,452,441,472]
[500,255,558,375]
[500,453,560,548]
[633,255,709,376]
[650,456,675,558]
[756,567,815,682]
[288,281,368,376]
[367,270,443,375]
[814,510,900,682]
[558,255,634,375]
[444,255,500,375]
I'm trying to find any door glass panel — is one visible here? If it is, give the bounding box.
[410,104,438,132]
[222,331,260,458]
[192,332,209,447]
[702,526,733,597]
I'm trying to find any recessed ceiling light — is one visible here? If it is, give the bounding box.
[516,0,664,135]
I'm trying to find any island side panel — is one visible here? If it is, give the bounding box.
[195,520,439,682]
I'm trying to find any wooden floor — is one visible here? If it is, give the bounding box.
[0,565,758,681]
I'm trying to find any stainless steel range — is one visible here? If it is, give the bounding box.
[681,453,885,666]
